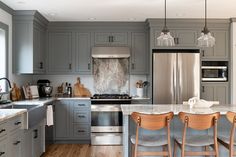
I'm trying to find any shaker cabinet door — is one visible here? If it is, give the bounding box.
[48,32,73,73]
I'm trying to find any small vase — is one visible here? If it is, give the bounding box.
[136,88,144,98]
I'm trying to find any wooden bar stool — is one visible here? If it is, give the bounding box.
[174,112,220,157]
[218,111,236,157]
[130,111,174,157]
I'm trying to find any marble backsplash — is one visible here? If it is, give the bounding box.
[93,58,129,94]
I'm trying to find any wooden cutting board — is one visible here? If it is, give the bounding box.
[73,78,91,97]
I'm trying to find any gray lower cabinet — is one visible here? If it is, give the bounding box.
[54,100,91,143]
[76,32,92,73]
[201,82,229,104]
[201,30,229,60]
[0,137,7,157]
[13,10,48,74]
[94,32,128,46]
[48,32,73,73]
[131,32,148,74]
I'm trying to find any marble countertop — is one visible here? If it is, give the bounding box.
[121,104,236,115]
[0,109,27,123]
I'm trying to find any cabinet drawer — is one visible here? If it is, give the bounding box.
[8,116,22,132]
[73,101,90,110]
[73,124,90,138]
[0,138,7,157]
[0,123,7,138]
[73,111,89,123]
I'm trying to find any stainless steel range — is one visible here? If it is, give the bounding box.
[91,94,131,145]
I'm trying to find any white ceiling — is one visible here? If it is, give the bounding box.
[2,0,236,21]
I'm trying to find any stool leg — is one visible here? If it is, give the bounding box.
[163,145,167,157]
[204,146,209,157]
[168,143,172,157]
[215,143,219,157]
[174,141,177,157]
[131,144,135,157]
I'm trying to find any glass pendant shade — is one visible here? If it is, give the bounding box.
[197,0,215,47]
[156,0,175,47]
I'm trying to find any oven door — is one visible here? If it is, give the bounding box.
[91,105,122,133]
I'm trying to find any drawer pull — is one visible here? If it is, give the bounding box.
[0,152,5,156]
[34,129,38,139]
[78,104,85,107]
[78,130,85,132]
[14,122,21,125]
[78,115,86,118]
[0,129,6,133]
[13,141,21,145]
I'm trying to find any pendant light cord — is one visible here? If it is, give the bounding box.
[164,0,167,28]
[205,0,207,28]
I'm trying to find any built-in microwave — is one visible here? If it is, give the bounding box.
[201,65,227,82]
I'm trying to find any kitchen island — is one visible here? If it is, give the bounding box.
[121,104,236,157]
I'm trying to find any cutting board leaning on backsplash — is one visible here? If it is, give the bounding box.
[73,77,92,97]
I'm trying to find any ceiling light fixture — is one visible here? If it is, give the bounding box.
[157,0,175,47]
[197,0,215,47]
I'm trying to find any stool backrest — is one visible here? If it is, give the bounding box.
[178,112,220,130]
[226,111,236,124]
[131,112,174,130]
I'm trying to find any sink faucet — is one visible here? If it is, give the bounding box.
[0,77,12,100]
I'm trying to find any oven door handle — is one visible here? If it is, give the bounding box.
[91,105,121,112]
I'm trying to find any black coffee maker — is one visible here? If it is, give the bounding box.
[37,80,53,97]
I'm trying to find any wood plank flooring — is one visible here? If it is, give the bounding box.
[42,144,122,157]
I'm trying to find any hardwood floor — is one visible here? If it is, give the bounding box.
[42,144,122,157]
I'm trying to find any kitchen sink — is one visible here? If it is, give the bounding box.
[3,104,46,129]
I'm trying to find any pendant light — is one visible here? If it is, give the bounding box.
[157,0,175,46]
[197,0,215,47]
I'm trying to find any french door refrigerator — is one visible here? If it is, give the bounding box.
[153,50,200,104]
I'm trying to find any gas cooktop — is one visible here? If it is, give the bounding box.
[91,94,131,99]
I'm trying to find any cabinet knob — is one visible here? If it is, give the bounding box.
[13,141,21,145]
[202,86,205,92]
[78,104,85,106]
[78,115,86,118]
[111,36,114,42]
[0,129,6,133]
[39,62,43,69]
[108,36,112,42]
[69,64,72,70]
[34,129,38,139]
[131,63,135,70]
[201,50,205,57]
[78,130,85,132]
[14,121,21,125]
[0,152,5,156]
[88,63,91,70]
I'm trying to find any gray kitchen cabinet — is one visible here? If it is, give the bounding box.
[54,100,91,143]
[55,100,70,139]
[153,28,198,48]
[13,11,48,74]
[7,130,23,157]
[201,30,229,60]
[131,32,148,74]
[48,32,73,73]
[201,82,229,104]
[94,32,128,46]
[0,138,7,157]
[75,32,92,73]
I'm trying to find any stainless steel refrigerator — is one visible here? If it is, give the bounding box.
[153,50,200,104]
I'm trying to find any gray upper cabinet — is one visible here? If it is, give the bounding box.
[201,82,229,104]
[94,32,128,46]
[153,28,198,48]
[201,30,229,60]
[48,32,73,73]
[75,32,92,73]
[131,32,148,74]
[13,11,48,74]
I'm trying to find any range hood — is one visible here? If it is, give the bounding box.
[92,47,130,58]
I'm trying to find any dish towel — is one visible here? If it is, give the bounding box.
[47,105,54,126]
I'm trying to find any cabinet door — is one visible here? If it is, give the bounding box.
[48,32,73,73]
[174,29,198,47]
[201,83,229,104]
[33,27,41,72]
[7,131,23,157]
[201,30,229,60]
[94,32,110,45]
[0,138,7,157]
[55,101,70,139]
[76,33,91,73]
[111,32,128,46]
[131,32,148,74]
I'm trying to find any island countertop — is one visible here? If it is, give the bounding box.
[121,104,236,115]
